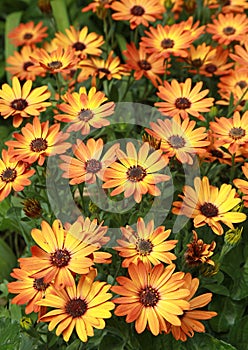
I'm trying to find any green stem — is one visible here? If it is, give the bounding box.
[230,153,236,182]
[227,86,248,118]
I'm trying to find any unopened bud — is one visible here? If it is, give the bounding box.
[224,227,243,246]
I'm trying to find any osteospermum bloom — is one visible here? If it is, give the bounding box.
[145,115,210,164]
[199,47,234,78]
[8,21,48,47]
[218,68,248,95]
[18,219,98,289]
[54,26,104,59]
[0,149,35,202]
[7,268,52,315]
[230,42,248,67]
[155,78,214,120]
[37,269,115,342]
[5,116,71,166]
[110,0,165,30]
[217,85,248,111]
[55,86,115,135]
[210,111,248,154]
[114,217,178,268]
[169,273,217,342]
[172,176,246,235]
[0,76,51,127]
[140,23,194,59]
[102,141,169,203]
[112,262,190,335]
[233,163,248,207]
[60,138,119,184]
[184,43,216,73]
[206,13,248,46]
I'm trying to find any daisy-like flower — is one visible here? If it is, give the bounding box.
[220,0,248,13]
[60,138,119,184]
[233,163,248,207]
[0,149,35,202]
[5,116,71,166]
[30,46,79,74]
[8,21,48,47]
[7,268,52,315]
[114,217,178,268]
[18,219,99,289]
[184,231,216,267]
[145,115,210,165]
[183,43,216,73]
[229,42,248,67]
[182,17,205,42]
[82,0,114,13]
[218,68,248,95]
[217,85,248,111]
[55,86,115,135]
[172,176,246,235]
[140,22,194,59]
[155,78,214,120]
[168,273,217,342]
[6,46,46,81]
[110,0,165,30]
[102,141,169,203]
[199,47,234,78]
[112,261,190,335]
[123,42,166,87]
[0,76,51,128]
[54,26,104,59]
[206,13,248,46]
[209,111,248,154]
[37,269,115,342]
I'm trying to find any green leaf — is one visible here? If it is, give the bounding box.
[203,283,230,296]
[229,315,248,350]
[50,0,70,33]
[0,239,16,280]
[0,318,21,349]
[99,334,125,350]
[185,333,237,350]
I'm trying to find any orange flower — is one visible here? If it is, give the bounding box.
[199,47,234,77]
[221,0,248,13]
[0,149,35,202]
[102,141,169,203]
[145,115,209,164]
[55,86,115,135]
[18,219,98,289]
[216,85,248,111]
[0,76,51,128]
[114,217,177,268]
[230,42,248,67]
[112,262,190,335]
[169,273,217,342]
[5,116,71,166]
[218,68,248,95]
[82,0,114,13]
[183,43,216,73]
[8,21,48,47]
[110,0,165,30]
[37,269,115,342]
[172,176,246,235]
[155,78,214,120]
[60,138,119,184]
[233,162,248,207]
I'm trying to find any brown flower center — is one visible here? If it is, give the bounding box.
[23,61,34,71]
[85,159,102,173]
[136,239,153,255]
[175,97,191,110]
[236,81,247,89]
[211,149,223,158]
[223,26,236,35]
[23,198,42,218]
[229,127,246,140]
[33,277,50,291]
[23,33,33,40]
[78,109,94,122]
[72,42,86,51]
[1,167,17,182]
[168,135,186,149]
[65,298,87,318]
[192,58,202,68]
[139,286,160,307]
[205,64,217,73]
[98,67,111,75]
[130,5,145,16]
[48,61,63,70]
[127,165,147,182]
[50,248,71,267]
[11,98,28,111]
[200,202,218,217]
[138,60,151,71]
[30,138,48,152]
[161,38,175,49]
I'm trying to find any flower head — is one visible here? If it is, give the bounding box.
[233,162,248,207]
[8,21,48,47]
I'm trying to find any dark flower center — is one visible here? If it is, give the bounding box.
[139,286,160,307]
[1,167,17,182]
[48,61,63,70]
[23,33,33,40]
[205,64,217,73]
[136,239,153,255]
[23,198,42,218]
[11,98,28,111]
[200,202,219,217]
[98,67,111,75]
[192,58,202,68]
[130,5,145,16]
[127,165,147,182]
[30,138,48,152]
[175,97,191,110]
[223,26,236,35]
[161,38,175,49]
[50,248,71,267]
[65,298,87,318]
[236,80,247,89]
[138,60,151,71]
[229,127,246,140]
[85,159,102,173]
[23,61,34,71]
[78,109,94,122]
[168,135,186,149]
[72,42,86,51]
[33,277,50,291]
[211,149,223,158]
